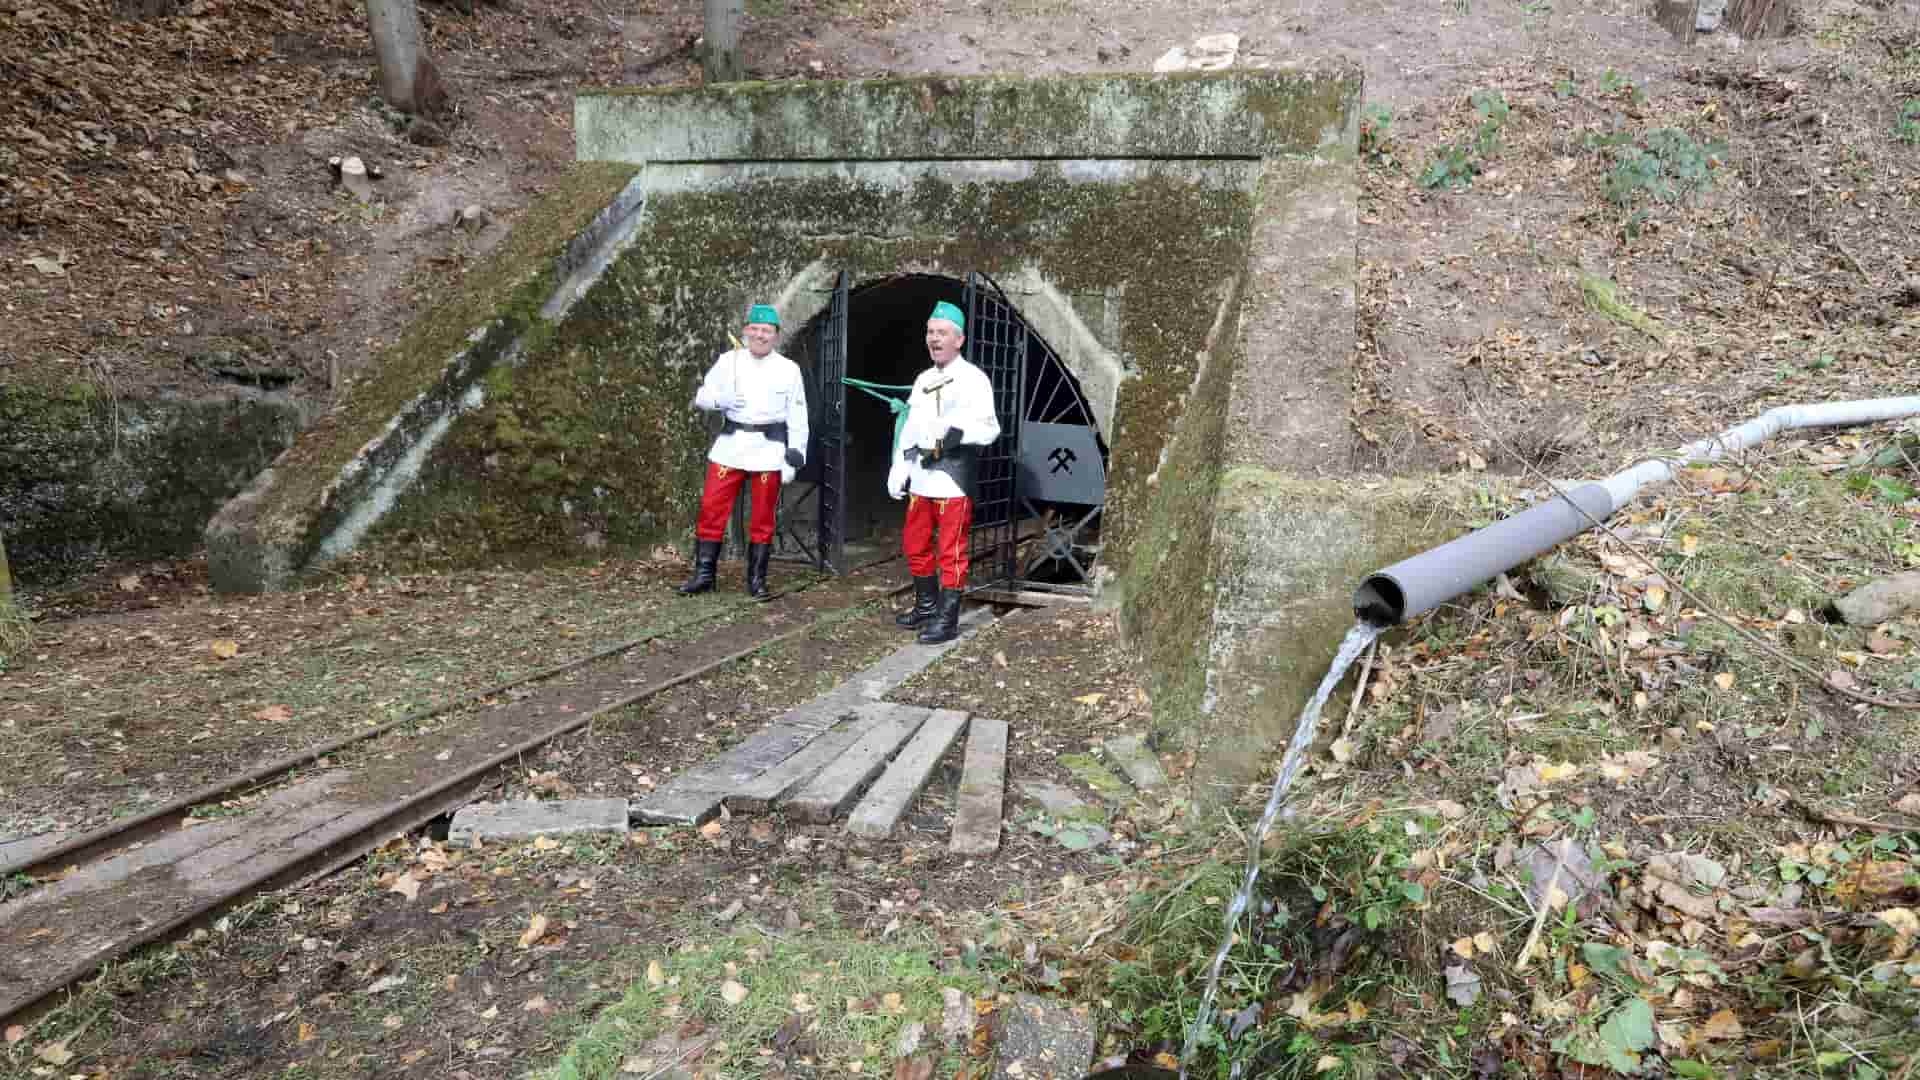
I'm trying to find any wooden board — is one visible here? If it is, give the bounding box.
[846,709,969,840]
[948,717,1009,856]
[783,705,930,824]
[728,711,881,812]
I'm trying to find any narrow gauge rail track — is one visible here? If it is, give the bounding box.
[0,558,915,1025]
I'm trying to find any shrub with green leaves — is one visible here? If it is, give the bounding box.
[1420,90,1510,190]
[1599,127,1724,207]
[1897,99,1920,144]
[1359,103,1395,164]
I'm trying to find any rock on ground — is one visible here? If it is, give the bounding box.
[1829,571,1920,626]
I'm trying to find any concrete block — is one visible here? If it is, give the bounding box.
[448,798,630,845]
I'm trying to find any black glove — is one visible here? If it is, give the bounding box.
[785,448,803,469]
[942,426,965,448]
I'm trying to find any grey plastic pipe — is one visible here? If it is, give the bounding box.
[1353,395,1920,626]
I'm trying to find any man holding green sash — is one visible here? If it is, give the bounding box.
[887,301,1001,644]
[680,304,809,600]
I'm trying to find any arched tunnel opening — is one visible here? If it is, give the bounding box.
[758,272,1109,590]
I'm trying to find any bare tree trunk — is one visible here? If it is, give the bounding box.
[1726,0,1789,38]
[367,0,449,115]
[0,528,25,663]
[703,0,745,83]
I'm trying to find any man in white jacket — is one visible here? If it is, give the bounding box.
[887,300,1002,644]
[680,303,810,600]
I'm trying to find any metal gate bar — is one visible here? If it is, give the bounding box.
[961,272,1025,591]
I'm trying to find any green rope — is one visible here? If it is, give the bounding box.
[841,377,912,458]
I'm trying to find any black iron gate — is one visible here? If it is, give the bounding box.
[814,271,851,573]
[961,272,1025,592]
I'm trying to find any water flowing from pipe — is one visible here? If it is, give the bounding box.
[1177,620,1384,1080]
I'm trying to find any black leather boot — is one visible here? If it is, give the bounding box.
[677,539,721,595]
[746,542,773,601]
[894,575,938,628]
[916,588,964,645]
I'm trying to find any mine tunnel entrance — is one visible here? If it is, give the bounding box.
[732,271,1109,594]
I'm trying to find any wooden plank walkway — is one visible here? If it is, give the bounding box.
[728,711,879,812]
[949,717,1009,855]
[634,607,993,825]
[846,709,970,840]
[785,704,929,824]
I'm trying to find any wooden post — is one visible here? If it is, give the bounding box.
[703,0,745,83]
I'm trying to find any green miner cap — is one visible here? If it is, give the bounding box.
[929,301,965,332]
[746,303,780,329]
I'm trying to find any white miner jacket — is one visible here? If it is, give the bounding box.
[892,356,1001,501]
[692,348,810,474]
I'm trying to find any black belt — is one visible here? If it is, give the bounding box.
[906,443,980,494]
[723,420,788,442]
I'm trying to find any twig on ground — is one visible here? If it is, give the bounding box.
[1337,639,1380,744]
[1515,836,1571,973]
[1787,795,1905,835]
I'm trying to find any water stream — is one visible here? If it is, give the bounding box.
[1177,620,1385,1080]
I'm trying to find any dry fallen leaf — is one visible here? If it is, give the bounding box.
[1713,671,1735,691]
[532,835,562,852]
[35,1039,74,1065]
[721,980,750,1006]
[297,1021,317,1043]
[1700,1009,1744,1040]
[389,872,422,902]
[880,991,907,1016]
[893,1054,935,1080]
[518,913,549,949]
[523,995,551,1014]
[210,638,240,659]
[252,704,294,723]
[1072,693,1105,707]
[647,959,666,987]
[1316,1056,1342,1075]
[1644,585,1667,611]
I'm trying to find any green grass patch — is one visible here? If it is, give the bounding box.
[1099,811,1459,1079]
[1578,272,1664,341]
[534,921,992,1080]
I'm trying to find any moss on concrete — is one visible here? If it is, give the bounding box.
[576,68,1362,163]
[1106,268,1246,747]
[1059,753,1135,803]
[0,383,303,578]
[209,162,640,584]
[361,160,1257,568]
[1193,472,1473,800]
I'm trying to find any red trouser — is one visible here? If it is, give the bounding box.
[903,493,972,590]
[696,462,780,543]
